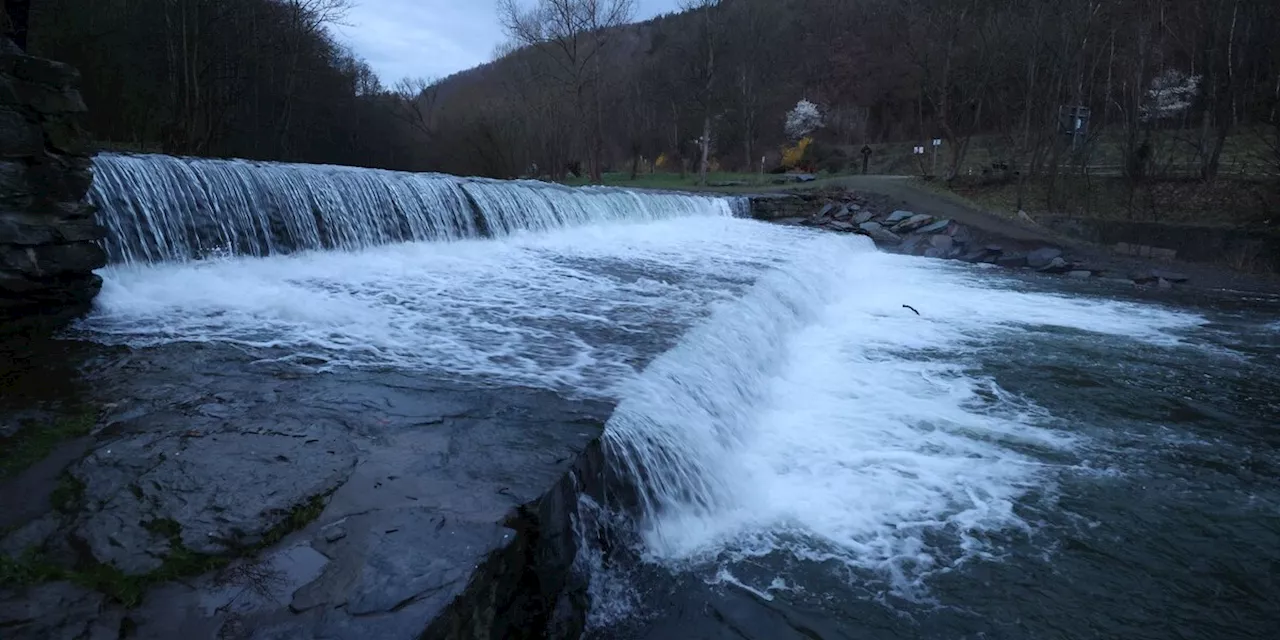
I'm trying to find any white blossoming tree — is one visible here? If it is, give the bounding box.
[785,99,824,141]
[1140,70,1201,123]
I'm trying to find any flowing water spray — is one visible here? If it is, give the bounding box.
[81,157,1212,627]
[90,153,744,264]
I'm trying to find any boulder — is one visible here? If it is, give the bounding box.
[858,221,901,245]
[815,202,837,219]
[995,253,1027,268]
[827,220,856,232]
[929,234,954,254]
[916,219,952,235]
[832,205,853,221]
[1133,269,1189,284]
[1157,277,1174,290]
[853,210,875,225]
[890,213,935,234]
[1067,270,1093,279]
[884,210,914,224]
[70,425,358,575]
[1038,256,1073,274]
[1027,247,1063,269]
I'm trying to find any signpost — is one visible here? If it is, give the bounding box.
[931,138,942,176]
[1058,106,1091,151]
[860,145,872,174]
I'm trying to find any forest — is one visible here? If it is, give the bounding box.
[8,0,1280,200]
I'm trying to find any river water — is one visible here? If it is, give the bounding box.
[9,155,1277,638]
[67,216,1279,639]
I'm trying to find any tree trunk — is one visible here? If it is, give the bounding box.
[698,115,711,185]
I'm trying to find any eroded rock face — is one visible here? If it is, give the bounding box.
[69,425,358,575]
[0,582,124,640]
[0,42,104,321]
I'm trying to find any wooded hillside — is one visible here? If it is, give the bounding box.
[425,0,1280,186]
[9,0,1280,192]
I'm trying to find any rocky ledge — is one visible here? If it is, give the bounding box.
[0,351,612,639]
[0,40,106,324]
[757,191,1192,289]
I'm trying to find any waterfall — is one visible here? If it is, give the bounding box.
[88,153,744,264]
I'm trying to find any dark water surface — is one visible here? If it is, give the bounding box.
[3,224,1278,639]
[587,279,1280,640]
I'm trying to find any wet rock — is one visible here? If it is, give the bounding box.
[853,210,875,225]
[995,253,1028,268]
[0,212,105,245]
[916,219,952,235]
[9,79,87,114]
[40,117,90,155]
[827,220,856,232]
[0,582,124,640]
[1027,247,1063,269]
[1066,270,1093,279]
[1038,256,1073,274]
[884,210,914,224]
[1157,277,1174,290]
[890,213,934,234]
[858,221,901,245]
[815,203,836,219]
[321,522,347,543]
[0,242,107,277]
[12,56,82,88]
[984,244,1004,253]
[832,205,853,221]
[0,108,43,157]
[1133,269,1189,284]
[900,235,928,255]
[70,425,358,575]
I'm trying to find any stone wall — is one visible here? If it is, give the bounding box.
[0,40,104,323]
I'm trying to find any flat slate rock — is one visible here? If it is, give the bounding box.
[858,221,902,245]
[890,213,935,234]
[70,425,358,575]
[884,210,914,224]
[915,219,952,235]
[0,582,124,640]
[1027,247,1063,269]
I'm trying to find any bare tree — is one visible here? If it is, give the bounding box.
[391,77,442,142]
[498,0,635,182]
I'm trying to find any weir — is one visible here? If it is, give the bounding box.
[89,154,747,264]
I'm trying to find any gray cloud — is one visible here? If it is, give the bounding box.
[337,0,681,84]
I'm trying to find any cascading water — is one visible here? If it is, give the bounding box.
[89,153,744,264]
[73,154,1275,639]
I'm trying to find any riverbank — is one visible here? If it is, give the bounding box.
[0,338,611,638]
[738,177,1280,296]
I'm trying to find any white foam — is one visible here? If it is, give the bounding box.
[603,248,1206,595]
[81,214,1208,599]
[82,218,824,395]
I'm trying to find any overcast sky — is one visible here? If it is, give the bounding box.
[335,0,681,84]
